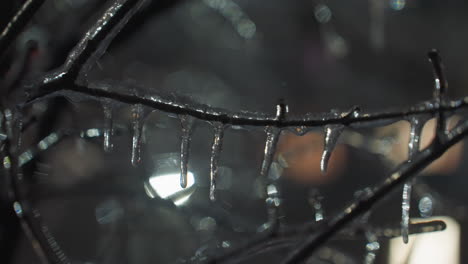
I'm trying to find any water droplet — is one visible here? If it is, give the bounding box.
[131,104,145,167]
[320,124,344,174]
[180,115,194,188]
[209,122,225,201]
[287,126,311,136]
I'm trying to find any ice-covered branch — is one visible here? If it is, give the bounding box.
[24,81,468,128]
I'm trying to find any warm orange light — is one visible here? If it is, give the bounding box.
[276,131,347,185]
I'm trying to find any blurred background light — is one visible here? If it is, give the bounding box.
[146,171,195,206]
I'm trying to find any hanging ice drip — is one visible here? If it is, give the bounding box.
[130,104,147,167]
[260,102,287,230]
[321,124,345,175]
[401,115,428,243]
[209,122,225,201]
[101,99,114,152]
[179,114,195,188]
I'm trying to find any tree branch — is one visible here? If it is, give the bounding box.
[24,80,468,128]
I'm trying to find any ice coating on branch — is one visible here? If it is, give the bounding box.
[407,116,426,160]
[102,101,114,152]
[320,124,344,174]
[210,122,225,201]
[180,115,194,188]
[131,104,144,167]
[428,50,448,137]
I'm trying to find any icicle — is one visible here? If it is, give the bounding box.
[401,182,412,244]
[102,101,114,152]
[260,102,287,228]
[179,115,195,188]
[428,50,448,137]
[131,104,144,167]
[401,116,427,243]
[210,122,225,201]
[320,124,344,174]
[260,127,281,181]
[260,102,287,186]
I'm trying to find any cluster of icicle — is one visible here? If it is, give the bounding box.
[94,52,449,250]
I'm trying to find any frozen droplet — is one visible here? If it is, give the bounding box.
[209,122,225,201]
[401,182,412,244]
[131,104,145,167]
[179,115,194,188]
[320,124,344,174]
[287,126,311,136]
[102,101,114,152]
